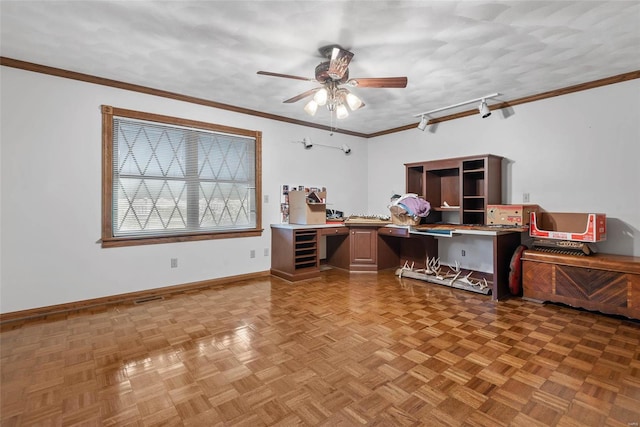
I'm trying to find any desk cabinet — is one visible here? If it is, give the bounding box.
[522,250,640,319]
[272,225,400,279]
[347,226,402,272]
[271,227,320,281]
[349,227,377,271]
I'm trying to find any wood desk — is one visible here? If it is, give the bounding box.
[396,224,526,300]
[270,223,401,280]
[271,223,526,301]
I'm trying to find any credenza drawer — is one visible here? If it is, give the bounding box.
[319,227,349,236]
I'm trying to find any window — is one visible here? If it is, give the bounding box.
[101,105,262,247]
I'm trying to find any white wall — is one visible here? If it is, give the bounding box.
[0,67,368,313]
[2,67,639,313]
[367,78,640,259]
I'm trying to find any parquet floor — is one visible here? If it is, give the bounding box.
[1,269,639,426]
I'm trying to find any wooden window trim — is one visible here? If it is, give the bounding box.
[101,105,262,248]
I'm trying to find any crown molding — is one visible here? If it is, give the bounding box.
[2,57,638,139]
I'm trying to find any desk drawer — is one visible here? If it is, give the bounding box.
[378,227,409,238]
[320,227,349,236]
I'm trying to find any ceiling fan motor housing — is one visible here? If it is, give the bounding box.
[315,61,349,83]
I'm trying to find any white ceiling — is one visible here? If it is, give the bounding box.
[2,1,639,135]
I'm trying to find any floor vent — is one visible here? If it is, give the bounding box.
[133,295,164,304]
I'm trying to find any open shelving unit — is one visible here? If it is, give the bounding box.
[405,154,503,225]
[271,227,321,281]
[402,154,527,300]
[293,229,318,270]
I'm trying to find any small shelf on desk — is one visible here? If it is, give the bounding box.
[293,230,318,270]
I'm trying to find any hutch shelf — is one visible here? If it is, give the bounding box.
[405,154,503,225]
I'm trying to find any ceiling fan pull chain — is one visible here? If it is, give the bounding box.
[330,109,335,135]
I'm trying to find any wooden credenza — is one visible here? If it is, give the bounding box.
[522,250,640,319]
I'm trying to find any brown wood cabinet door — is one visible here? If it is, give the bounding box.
[522,260,553,300]
[350,228,377,266]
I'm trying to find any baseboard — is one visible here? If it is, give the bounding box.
[0,270,271,324]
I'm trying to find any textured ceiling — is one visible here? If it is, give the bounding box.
[2,1,639,135]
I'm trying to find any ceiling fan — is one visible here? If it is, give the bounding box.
[257,45,408,119]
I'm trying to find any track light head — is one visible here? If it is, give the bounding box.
[302,137,313,149]
[414,93,500,122]
[417,115,428,131]
[479,99,491,118]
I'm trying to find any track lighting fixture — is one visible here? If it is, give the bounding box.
[478,99,491,118]
[299,138,351,155]
[414,93,501,129]
[417,115,428,131]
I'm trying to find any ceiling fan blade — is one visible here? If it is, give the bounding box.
[347,77,408,88]
[328,47,354,80]
[283,88,321,103]
[257,71,314,82]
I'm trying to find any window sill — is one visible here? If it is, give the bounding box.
[101,229,263,248]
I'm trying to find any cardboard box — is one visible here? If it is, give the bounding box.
[289,190,326,225]
[529,212,606,242]
[487,204,539,226]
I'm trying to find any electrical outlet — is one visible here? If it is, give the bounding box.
[250,250,256,258]
[523,192,530,203]
[264,248,269,257]
[171,258,178,268]
[461,250,466,257]
[264,194,269,203]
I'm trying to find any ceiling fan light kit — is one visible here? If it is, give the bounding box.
[335,103,349,119]
[415,93,501,130]
[258,45,407,121]
[314,88,328,105]
[302,84,364,119]
[345,92,363,110]
[303,101,318,116]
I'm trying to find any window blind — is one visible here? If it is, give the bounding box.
[112,117,256,237]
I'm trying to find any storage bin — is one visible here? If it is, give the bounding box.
[529,212,606,242]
